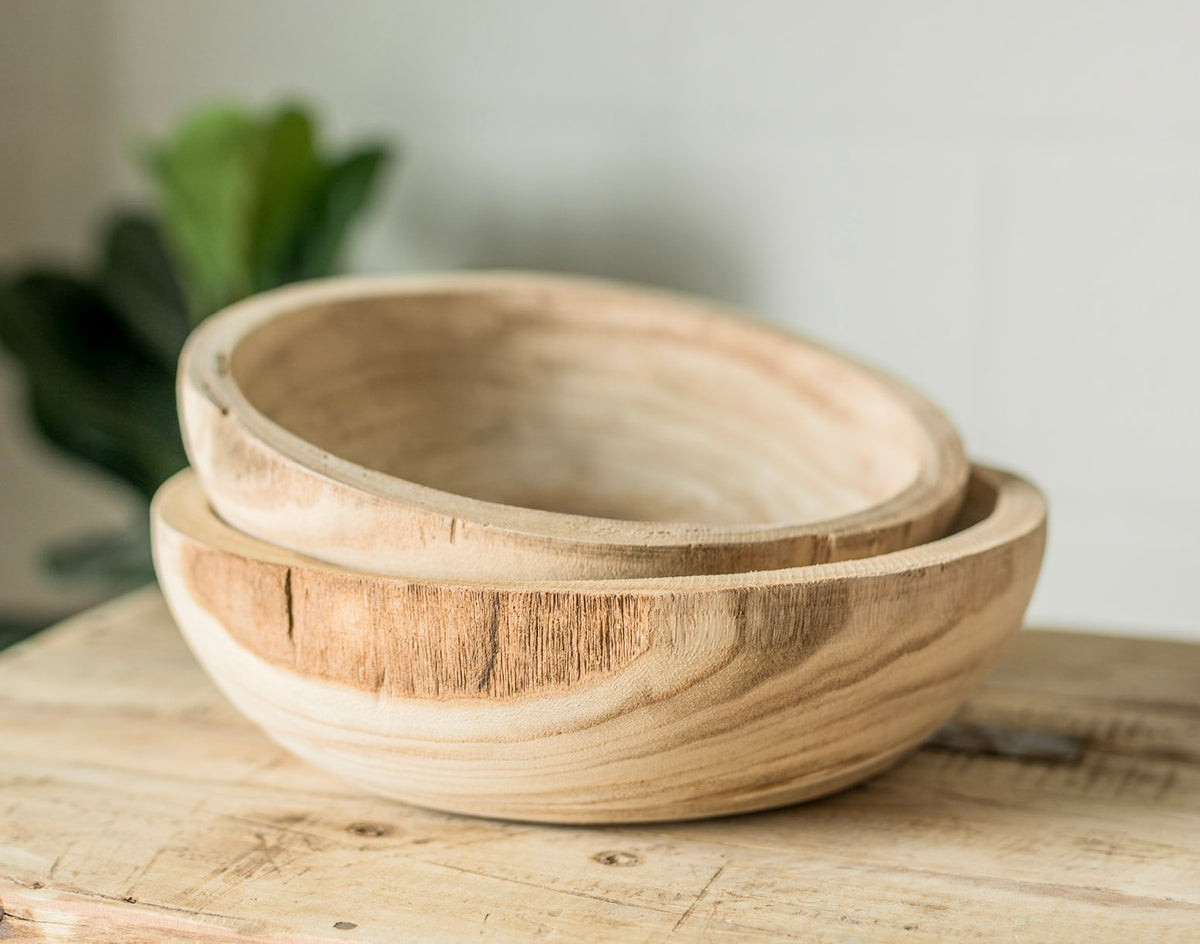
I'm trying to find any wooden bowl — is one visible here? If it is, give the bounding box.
[152,464,1046,824]
[180,272,969,581]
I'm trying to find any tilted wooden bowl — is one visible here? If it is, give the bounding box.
[152,464,1045,824]
[180,272,969,581]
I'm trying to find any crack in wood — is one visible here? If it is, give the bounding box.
[283,568,294,647]
[670,862,727,934]
[416,858,673,913]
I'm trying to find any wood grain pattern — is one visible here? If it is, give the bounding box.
[180,272,969,580]
[1,589,1197,942]
[151,465,1045,823]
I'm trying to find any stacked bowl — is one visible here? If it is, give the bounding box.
[152,272,1046,824]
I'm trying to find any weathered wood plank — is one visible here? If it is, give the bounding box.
[1,588,1197,942]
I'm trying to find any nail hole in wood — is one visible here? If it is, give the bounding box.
[592,850,639,867]
[346,822,392,837]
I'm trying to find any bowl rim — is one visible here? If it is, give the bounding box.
[181,270,969,552]
[153,463,1043,595]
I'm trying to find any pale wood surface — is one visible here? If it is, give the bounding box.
[182,272,968,581]
[152,466,1045,822]
[3,589,1197,942]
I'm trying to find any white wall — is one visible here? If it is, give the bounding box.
[2,0,1198,637]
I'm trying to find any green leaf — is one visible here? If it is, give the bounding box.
[28,372,184,498]
[284,144,391,281]
[249,105,325,291]
[0,273,115,369]
[0,273,186,497]
[146,105,263,321]
[98,212,191,369]
[144,102,393,310]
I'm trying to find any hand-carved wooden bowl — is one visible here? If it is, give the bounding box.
[152,464,1045,824]
[180,272,969,581]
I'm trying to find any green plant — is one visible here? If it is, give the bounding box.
[0,101,393,583]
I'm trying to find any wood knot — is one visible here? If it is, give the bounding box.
[592,850,640,867]
[346,822,392,838]
[334,921,358,930]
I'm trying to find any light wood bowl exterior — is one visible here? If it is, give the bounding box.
[180,272,969,581]
[152,464,1045,824]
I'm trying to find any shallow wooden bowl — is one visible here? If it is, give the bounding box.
[152,464,1045,824]
[180,272,969,581]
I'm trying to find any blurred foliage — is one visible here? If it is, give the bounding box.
[0,102,393,584]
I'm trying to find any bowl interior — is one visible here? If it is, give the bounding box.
[231,286,928,526]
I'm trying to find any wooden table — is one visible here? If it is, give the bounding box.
[1,589,1197,942]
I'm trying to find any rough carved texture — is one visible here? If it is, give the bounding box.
[151,465,1045,822]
